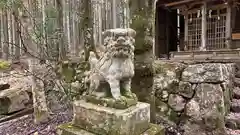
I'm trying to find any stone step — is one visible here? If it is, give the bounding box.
[226,128,240,135]
[233,87,240,99]
[225,112,240,129]
[57,123,165,135]
[231,99,240,113]
[72,100,151,135]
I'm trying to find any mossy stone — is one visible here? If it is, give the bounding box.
[57,123,94,135]
[0,60,10,70]
[152,61,186,78]
[85,94,138,109]
[0,97,11,115]
[57,123,165,135]
[142,124,165,135]
[72,101,150,135]
[155,98,169,115]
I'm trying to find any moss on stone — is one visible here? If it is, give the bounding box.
[152,61,186,78]
[85,94,138,109]
[167,108,179,123]
[58,123,165,135]
[142,124,165,135]
[0,97,11,115]
[155,98,169,115]
[57,123,94,135]
[0,60,10,70]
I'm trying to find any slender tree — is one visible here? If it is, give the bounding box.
[21,0,50,124]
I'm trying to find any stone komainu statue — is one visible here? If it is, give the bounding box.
[87,28,136,100]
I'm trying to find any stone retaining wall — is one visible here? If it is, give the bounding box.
[152,60,235,135]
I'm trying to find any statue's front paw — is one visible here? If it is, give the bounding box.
[123,91,137,99]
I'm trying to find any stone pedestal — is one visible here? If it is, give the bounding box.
[57,100,165,135]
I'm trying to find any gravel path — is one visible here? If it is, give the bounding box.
[0,111,72,135]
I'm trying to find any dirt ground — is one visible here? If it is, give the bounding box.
[0,111,72,135]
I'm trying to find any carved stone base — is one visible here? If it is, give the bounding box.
[85,93,138,109]
[71,100,151,135]
[57,123,165,135]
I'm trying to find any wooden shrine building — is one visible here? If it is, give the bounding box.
[155,0,240,60]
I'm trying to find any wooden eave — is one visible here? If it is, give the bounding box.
[164,0,198,7]
[164,0,233,9]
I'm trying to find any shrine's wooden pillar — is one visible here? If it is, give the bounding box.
[200,2,207,51]
[184,11,188,51]
[226,2,232,49]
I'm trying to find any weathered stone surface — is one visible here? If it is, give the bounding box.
[181,121,208,135]
[234,78,240,87]
[57,123,165,135]
[193,83,225,117]
[0,86,31,114]
[152,61,234,134]
[155,98,179,125]
[153,74,177,100]
[85,94,138,109]
[233,87,240,99]
[155,98,169,115]
[132,62,153,102]
[132,61,155,122]
[72,100,150,135]
[141,124,165,135]
[182,63,234,83]
[153,61,186,79]
[155,107,179,126]
[225,113,240,130]
[235,70,240,78]
[86,28,136,100]
[181,120,225,135]
[177,82,194,98]
[153,61,186,102]
[57,123,95,135]
[231,99,240,113]
[183,83,226,135]
[185,100,200,119]
[0,71,31,93]
[168,94,186,112]
[222,83,232,115]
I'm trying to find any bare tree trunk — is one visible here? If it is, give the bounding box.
[66,0,71,56]
[21,0,49,124]
[0,9,2,58]
[72,0,76,57]
[62,0,69,56]
[12,5,20,61]
[8,8,13,59]
[82,0,98,61]
[56,0,66,60]
[3,9,9,60]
